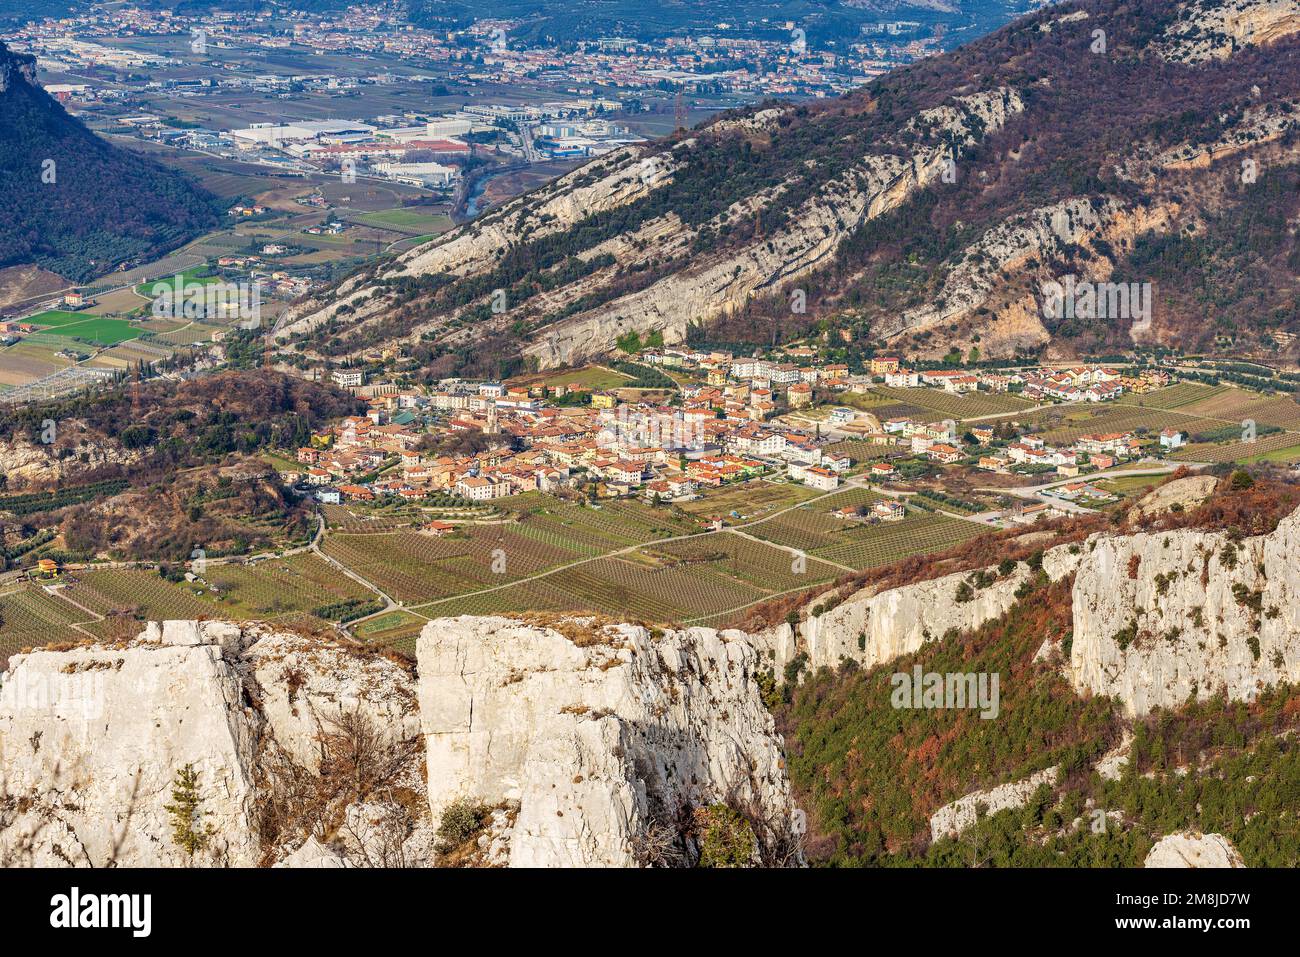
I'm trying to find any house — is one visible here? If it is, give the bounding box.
[885,369,920,388]
[870,356,901,375]
[423,520,456,536]
[871,500,906,522]
[926,443,963,464]
[870,462,896,479]
[787,382,812,407]
[331,368,365,389]
[34,558,59,578]
[457,476,509,500]
[801,466,840,491]
[1160,428,1186,449]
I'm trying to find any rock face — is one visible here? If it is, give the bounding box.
[1144,832,1245,868]
[929,766,1059,842]
[750,544,1080,676]
[1069,505,1300,717]
[0,621,260,867]
[0,621,425,868]
[416,615,794,867]
[1156,0,1300,63]
[1131,474,1218,520]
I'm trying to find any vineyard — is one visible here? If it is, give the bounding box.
[1171,431,1300,464]
[1175,391,1300,431]
[872,387,1035,420]
[811,514,985,569]
[197,554,375,619]
[414,533,840,629]
[1118,383,1226,410]
[323,526,577,604]
[0,586,90,661]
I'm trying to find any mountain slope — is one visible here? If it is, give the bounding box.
[278,0,1300,372]
[0,42,219,283]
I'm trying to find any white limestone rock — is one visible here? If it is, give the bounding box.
[929,766,1060,842]
[1144,832,1245,868]
[0,620,429,868]
[1069,504,1300,716]
[0,621,260,867]
[416,615,794,867]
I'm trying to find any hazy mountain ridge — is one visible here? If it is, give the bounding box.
[281,0,1300,374]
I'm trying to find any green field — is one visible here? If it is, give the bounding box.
[27,311,142,346]
[351,208,453,234]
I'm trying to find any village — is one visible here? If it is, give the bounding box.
[284,346,1186,529]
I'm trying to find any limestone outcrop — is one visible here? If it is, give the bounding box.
[0,621,427,868]
[750,543,1080,676]
[929,766,1060,842]
[1144,831,1246,868]
[416,615,795,867]
[1069,506,1300,716]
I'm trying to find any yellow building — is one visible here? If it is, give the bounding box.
[591,392,617,409]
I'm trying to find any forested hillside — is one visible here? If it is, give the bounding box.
[0,42,219,282]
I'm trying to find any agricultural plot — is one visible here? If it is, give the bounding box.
[197,554,374,619]
[349,208,453,235]
[352,609,428,650]
[523,365,636,392]
[153,323,226,346]
[872,387,1035,420]
[29,315,142,346]
[1176,391,1300,431]
[678,479,818,519]
[0,585,90,660]
[320,503,425,531]
[811,514,985,570]
[325,527,576,604]
[1120,383,1227,410]
[824,439,894,463]
[69,569,214,622]
[1040,407,1213,445]
[653,535,840,593]
[1171,430,1300,464]
[747,507,846,552]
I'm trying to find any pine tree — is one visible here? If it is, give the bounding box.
[164,763,214,859]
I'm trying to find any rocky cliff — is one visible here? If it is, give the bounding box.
[0,621,427,867]
[0,614,798,868]
[416,615,795,867]
[751,541,1081,676]
[1069,506,1300,716]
